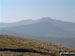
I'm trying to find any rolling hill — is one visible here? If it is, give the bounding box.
[0,35,75,56]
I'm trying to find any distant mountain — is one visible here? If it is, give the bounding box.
[0,17,75,32]
[0,29,34,38]
[0,17,75,47]
[4,21,74,37]
[0,19,36,28]
[1,17,75,37]
[38,17,75,32]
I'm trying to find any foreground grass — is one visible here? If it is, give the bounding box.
[0,35,75,56]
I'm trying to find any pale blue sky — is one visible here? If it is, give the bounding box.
[0,0,75,23]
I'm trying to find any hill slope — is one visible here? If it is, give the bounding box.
[0,35,75,56]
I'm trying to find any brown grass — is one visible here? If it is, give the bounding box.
[0,35,75,56]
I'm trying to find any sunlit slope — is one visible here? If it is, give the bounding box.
[0,35,75,56]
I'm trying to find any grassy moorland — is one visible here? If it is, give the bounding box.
[0,35,75,56]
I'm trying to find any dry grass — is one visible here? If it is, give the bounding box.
[0,35,75,56]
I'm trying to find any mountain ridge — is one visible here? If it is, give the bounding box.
[0,17,75,48]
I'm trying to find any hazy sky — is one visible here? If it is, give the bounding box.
[0,0,75,23]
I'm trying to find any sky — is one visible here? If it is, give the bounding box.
[0,0,75,23]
